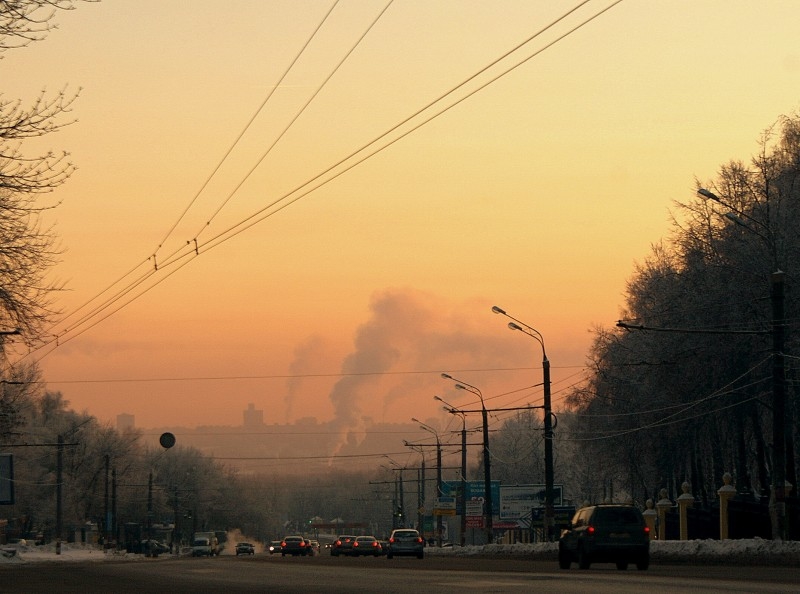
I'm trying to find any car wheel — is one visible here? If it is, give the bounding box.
[616,561,628,570]
[578,547,591,570]
[558,549,571,570]
[636,554,650,570]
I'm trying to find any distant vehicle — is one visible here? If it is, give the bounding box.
[386,529,424,559]
[330,535,357,557]
[377,540,389,555]
[280,535,308,557]
[558,504,650,570]
[191,532,219,557]
[235,542,255,556]
[142,540,169,557]
[268,540,283,555]
[351,536,382,557]
[308,540,321,556]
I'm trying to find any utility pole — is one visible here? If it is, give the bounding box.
[111,468,117,549]
[147,471,153,542]
[104,455,109,549]
[56,435,63,554]
[542,355,555,542]
[771,270,787,540]
[459,420,467,546]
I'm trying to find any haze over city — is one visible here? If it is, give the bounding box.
[4,0,799,438]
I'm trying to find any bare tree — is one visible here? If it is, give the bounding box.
[0,1,89,339]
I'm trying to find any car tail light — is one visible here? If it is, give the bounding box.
[587,525,595,535]
[281,541,287,547]
[372,542,379,548]
[335,540,341,546]
[300,541,306,547]
[389,538,395,543]
[644,526,650,535]
[353,542,359,547]
[415,537,423,543]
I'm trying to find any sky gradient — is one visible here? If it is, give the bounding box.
[4,1,800,437]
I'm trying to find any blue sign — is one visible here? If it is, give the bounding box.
[441,480,501,516]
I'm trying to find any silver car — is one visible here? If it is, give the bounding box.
[386,529,424,559]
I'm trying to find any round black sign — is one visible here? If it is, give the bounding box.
[159,432,176,449]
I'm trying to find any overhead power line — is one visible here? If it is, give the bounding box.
[25,1,624,363]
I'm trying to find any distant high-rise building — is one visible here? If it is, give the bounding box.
[117,413,135,431]
[243,403,264,428]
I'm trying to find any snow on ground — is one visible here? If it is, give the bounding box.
[2,538,800,565]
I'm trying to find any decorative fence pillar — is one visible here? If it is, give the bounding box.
[677,481,694,540]
[642,498,657,540]
[718,472,736,540]
[655,488,672,540]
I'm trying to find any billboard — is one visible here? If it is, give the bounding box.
[441,480,500,516]
[500,484,564,521]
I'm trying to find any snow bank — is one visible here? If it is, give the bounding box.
[2,538,800,566]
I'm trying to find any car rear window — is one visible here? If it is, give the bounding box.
[595,507,641,525]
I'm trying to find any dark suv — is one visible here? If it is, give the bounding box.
[558,504,650,570]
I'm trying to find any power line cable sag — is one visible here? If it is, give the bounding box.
[26,1,623,362]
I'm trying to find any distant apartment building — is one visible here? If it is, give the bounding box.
[117,412,135,431]
[243,403,264,428]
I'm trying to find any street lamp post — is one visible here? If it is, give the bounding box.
[403,441,426,532]
[699,188,788,540]
[413,419,443,547]
[441,373,493,544]
[384,456,406,529]
[492,305,556,541]
[435,395,468,546]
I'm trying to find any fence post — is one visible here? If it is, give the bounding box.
[718,472,736,540]
[642,498,657,540]
[678,481,694,540]
[656,488,672,540]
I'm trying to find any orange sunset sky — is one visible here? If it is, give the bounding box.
[3,1,800,433]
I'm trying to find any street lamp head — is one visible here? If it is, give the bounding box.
[410,417,420,424]
[724,212,748,226]
[491,305,506,315]
[441,373,453,380]
[697,188,719,201]
[433,395,443,402]
[508,321,523,332]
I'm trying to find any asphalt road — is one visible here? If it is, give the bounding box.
[3,553,799,594]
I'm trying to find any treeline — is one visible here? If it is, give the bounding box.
[563,113,800,507]
[1,367,394,544]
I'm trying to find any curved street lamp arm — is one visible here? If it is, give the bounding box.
[492,305,548,360]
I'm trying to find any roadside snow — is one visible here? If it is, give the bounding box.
[2,538,800,565]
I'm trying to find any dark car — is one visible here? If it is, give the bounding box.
[142,539,169,557]
[351,535,382,557]
[280,535,308,557]
[235,542,255,556]
[558,504,650,570]
[386,529,424,559]
[330,535,357,557]
[268,540,282,555]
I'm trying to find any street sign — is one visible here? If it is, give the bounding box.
[434,496,456,516]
